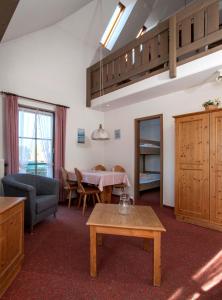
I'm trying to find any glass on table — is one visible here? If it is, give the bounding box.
[118,193,134,215]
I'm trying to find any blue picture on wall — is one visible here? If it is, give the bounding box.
[77,128,85,143]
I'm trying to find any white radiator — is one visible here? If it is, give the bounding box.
[0,159,4,195]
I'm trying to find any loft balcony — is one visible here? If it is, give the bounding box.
[86,0,222,108]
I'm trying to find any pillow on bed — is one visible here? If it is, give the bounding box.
[140,173,148,178]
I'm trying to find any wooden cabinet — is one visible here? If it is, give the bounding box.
[210,111,222,225]
[0,197,25,298]
[175,109,222,231]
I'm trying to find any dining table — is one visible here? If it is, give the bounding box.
[68,170,130,203]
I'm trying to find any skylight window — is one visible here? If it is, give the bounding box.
[100,2,125,49]
[136,25,147,39]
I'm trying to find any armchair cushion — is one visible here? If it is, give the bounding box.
[36,176,59,195]
[36,195,58,213]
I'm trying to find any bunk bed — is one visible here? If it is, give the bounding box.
[139,139,160,192]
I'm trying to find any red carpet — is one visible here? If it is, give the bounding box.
[2,193,222,300]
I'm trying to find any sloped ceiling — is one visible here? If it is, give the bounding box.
[2,0,196,50]
[0,0,20,41]
[112,0,195,52]
[144,0,194,30]
[2,0,94,42]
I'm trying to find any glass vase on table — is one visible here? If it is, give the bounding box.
[118,193,134,215]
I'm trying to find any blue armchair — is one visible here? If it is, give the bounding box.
[2,173,59,232]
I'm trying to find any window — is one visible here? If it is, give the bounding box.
[136,25,147,39]
[100,2,125,49]
[19,107,54,178]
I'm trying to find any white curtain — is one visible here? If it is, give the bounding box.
[37,112,53,177]
[19,109,35,173]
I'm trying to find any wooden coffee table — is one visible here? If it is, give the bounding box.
[86,203,166,286]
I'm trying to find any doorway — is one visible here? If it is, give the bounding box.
[134,114,163,206]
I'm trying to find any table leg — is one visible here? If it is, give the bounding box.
[97,234,103,246]
[100,186,112,203]
[153,232,161,286]
[143,239,149,252]
[100,191,105,203]
[90,226,97,277]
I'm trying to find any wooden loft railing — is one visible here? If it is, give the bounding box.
[86,0,222,107]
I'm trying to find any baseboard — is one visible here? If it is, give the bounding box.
[176,214,222,232]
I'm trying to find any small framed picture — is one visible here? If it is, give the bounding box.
[114,129,121,139]
[77,128,85,144]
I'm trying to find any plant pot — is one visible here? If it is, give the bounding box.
[204,104,219,111]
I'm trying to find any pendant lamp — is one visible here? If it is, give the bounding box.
[91,124,109,140]
[91,0,110,141]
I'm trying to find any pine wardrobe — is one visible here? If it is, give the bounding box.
[174,109,222,231]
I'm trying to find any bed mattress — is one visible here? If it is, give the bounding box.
[140,173,160,184]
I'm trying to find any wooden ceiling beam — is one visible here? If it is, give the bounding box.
[0,0,20,42]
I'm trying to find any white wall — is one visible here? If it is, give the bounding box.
[0,1,106,171]
[104,82,222,207]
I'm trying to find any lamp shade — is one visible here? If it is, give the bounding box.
[91,124,109,140]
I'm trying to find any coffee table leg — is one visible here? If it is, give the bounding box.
[153,232,161,286]
[143,239,149,252]
[97,234,103,246]
[90,226,97,277]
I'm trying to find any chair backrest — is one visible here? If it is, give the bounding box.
[94,164,106,171]
[2,173,41,188]
[61,167,71,188]
[74,168,85,193]
[113,165,125,172]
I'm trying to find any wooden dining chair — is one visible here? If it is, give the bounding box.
[113,165,126,192]
[61,167,78,208]
[74,168,101,215]
[93,164,106,171]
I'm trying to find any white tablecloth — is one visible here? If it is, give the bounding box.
[68,170,130,192]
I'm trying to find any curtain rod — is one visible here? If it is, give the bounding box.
[0,91,70,109]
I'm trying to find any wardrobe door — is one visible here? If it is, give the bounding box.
[210,111,222,225]
[175,113,210,219]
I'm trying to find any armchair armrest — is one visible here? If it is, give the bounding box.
[4,180,35,192]
[2,178,36,231]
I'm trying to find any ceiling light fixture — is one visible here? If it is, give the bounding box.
[91,124,109,140]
